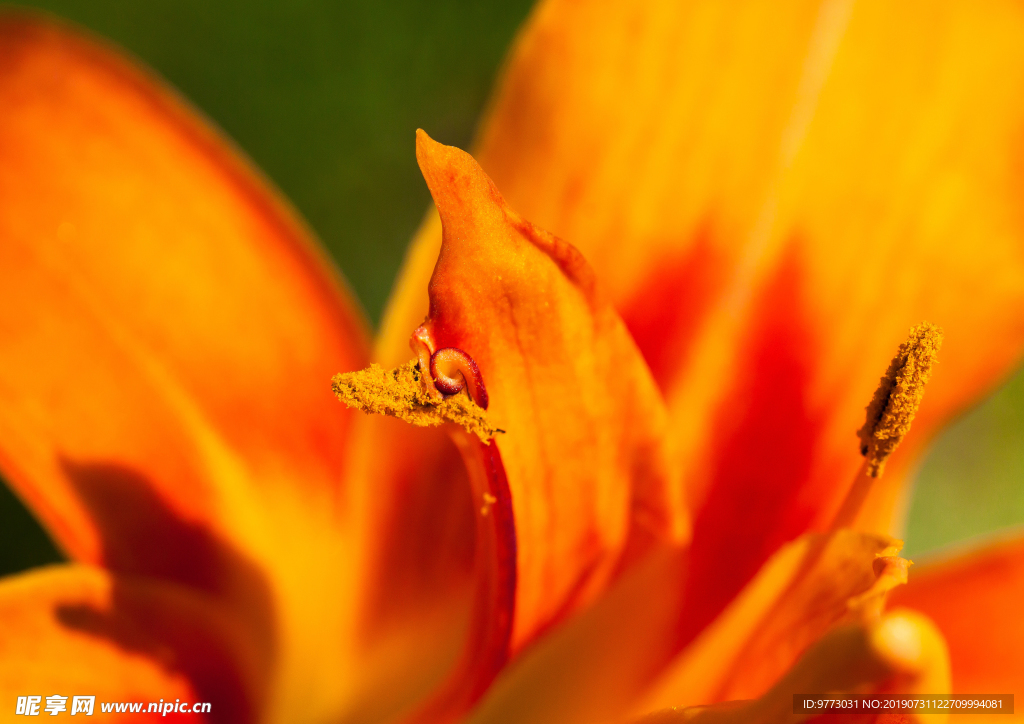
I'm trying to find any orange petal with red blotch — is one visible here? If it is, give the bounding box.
[405,131,685,713]
[0,565,267,723]
[456,0,1024,653]
[890,535,1024,708]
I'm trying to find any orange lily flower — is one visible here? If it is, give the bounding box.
[1,1,1023,722]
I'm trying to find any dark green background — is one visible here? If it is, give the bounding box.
[0,0,1021,575]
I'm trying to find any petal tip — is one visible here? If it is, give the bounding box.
[414,128,452,183]
[413,127,432,161]
[414,130,502,222]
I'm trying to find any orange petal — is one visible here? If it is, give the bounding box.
[889,535,1024,707]
[0,11,368,562]
[417,130,686,639]
[0,15,383,717]
[400,131,685,714]
[465,547,687,724]
[448,0,1024,652]
[339,417,480,721]
[457,532,918,724]
[642,530,909,711]
[343,229,489,717]
[636,609,950,724]
[0,564,264,722]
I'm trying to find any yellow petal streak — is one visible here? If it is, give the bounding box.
[858,322,943,477]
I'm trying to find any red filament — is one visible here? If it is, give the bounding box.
[430,347,489,409]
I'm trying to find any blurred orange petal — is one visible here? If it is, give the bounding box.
[457,531,916,724]
[0,13,368,561]
[0,14,378,716]
[637,610,950,724]
[643,530,909,711]
[352,207,482,722]
[465,547,687,724]
[890,535,1024,717]
[339,416,479,721]
[0,565,264,722]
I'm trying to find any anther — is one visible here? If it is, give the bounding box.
[331,359,499,442]
[430,347,490,409]
[857,322,943,477]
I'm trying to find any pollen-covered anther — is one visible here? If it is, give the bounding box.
[430,347,490,409]
[331,360,499,442]
[857,322,944,478]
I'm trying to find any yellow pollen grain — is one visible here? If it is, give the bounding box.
[331,361,499,443]
[857,322,944,478]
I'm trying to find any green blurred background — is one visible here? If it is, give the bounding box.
[0,0,1020,574]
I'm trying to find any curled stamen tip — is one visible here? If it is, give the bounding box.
[410,324,434,352]
[409,324,442,401]
[858,322,944,477]
[430,346,490,409]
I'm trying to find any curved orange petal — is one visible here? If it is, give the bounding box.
[436,0,1024,651]
[0,564,264,722]
[389,132,686,717]
[417,130,686,639]
[636,610,950,724]
[0,14,378,717]
[889,535,1024,715]
[641,530,908,711]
